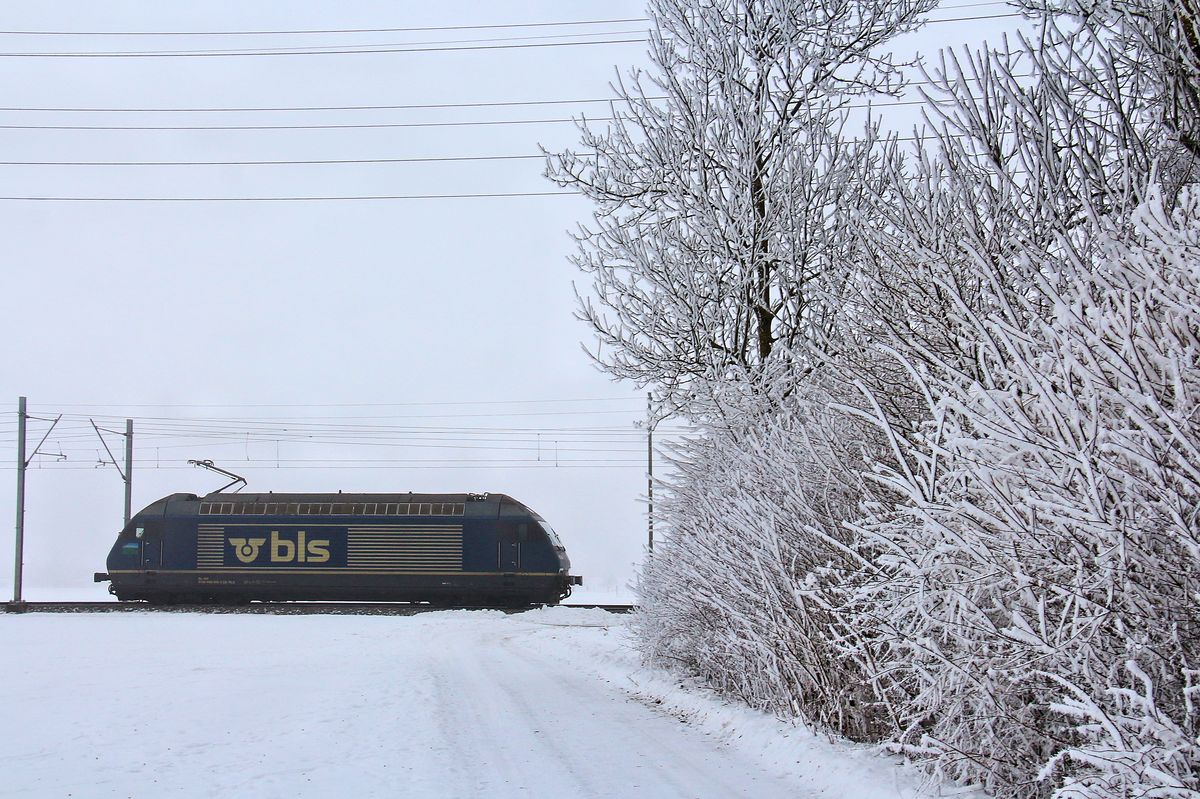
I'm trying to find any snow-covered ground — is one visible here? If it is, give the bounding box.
[1,608,941,798]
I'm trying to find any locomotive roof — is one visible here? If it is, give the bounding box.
[197,491,516,505]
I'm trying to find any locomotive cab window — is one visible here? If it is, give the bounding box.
[537,521,562,547]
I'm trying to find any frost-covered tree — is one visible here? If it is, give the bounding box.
[1031,0,1200,161]
[546,0,934,408]
[546,0,935,740]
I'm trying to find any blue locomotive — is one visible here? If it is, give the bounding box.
[94,491,582,605]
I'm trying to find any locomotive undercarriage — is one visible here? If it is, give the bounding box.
[102,570,572,607]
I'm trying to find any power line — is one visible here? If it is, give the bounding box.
[0,96,637,114]
[0,12,1021,57]
[0,4,1011,38]
[37,397,643,408]
[924,11,1019,23]
[0,97,991,134]
[32,28,648,59]
[0,97,918,119]
[935,0,1015,7]
[121,28,648,57]
[95,408,647,421]
[0,37,645,58]
[0,462,653,470]
[0,115,611,131]
[0,17,653,37]
[0,154,551,167]
[0,72,1020,131]
[46,422,685,440]
[0,124,993,201]
[0,191,576,202]
[58,411,649,427]
[0,129,999,199]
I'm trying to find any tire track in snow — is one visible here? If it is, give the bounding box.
[422,618,808,798]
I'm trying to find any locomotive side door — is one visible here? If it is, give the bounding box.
[139,523,162,570]
[498,522,522,571]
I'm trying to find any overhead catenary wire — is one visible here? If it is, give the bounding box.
[74,408,651,421]
[0,398,690,474]
[46,411,685,435]
[37,396,645,408]
[22,422,692,437]
[0,461,665,472]
[7,424,681,441]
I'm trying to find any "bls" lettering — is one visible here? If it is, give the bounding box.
[269,530,330,563]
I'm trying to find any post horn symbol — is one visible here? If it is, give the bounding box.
[228,537,267,564]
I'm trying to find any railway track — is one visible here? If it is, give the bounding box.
[3,601,633,615]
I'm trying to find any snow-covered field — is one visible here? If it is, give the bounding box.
[1,608,939,798]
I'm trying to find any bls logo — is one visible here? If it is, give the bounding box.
[229,537,266,564]
[228,531,330,564]
[269,530,330,563]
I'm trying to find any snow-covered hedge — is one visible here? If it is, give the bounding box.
[851,190,1200,798]
[555,0,1200,796]
[633,379,900,741]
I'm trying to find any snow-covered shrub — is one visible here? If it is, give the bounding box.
[1042,662,1200,799]
[633,372,902,740]
[833,2,1200,789]
[851,189,1200,797]
[556,0,1200,795]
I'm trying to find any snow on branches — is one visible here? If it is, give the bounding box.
[544,0,934,408]
[550,0,1200,796]
[851,189,1200,798]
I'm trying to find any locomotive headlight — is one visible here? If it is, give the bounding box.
[135,527,144,539]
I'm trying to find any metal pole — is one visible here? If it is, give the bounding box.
[647,392,653,555]
[14,396,27,603]
[124,418,133,526]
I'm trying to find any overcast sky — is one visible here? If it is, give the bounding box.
[0,1,1026,601]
